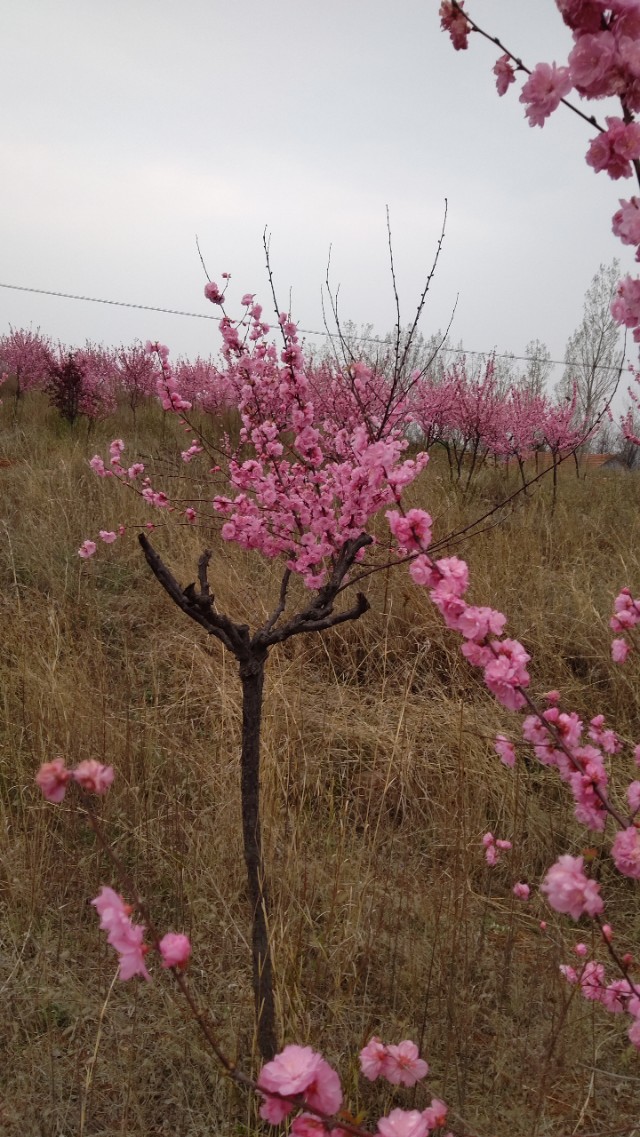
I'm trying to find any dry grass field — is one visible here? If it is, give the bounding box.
[1,393,640,1136]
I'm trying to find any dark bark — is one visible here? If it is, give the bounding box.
[239,656,277,1060]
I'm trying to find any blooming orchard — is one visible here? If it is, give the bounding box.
[25,2,640,1130]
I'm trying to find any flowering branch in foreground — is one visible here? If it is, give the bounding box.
[35,764,451,1137]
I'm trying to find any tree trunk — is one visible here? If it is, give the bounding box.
[239,655,278,1061]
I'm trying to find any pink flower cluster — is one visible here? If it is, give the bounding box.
[520,62,572,127]
[587,116,640,179]
[494,734,516,767]
[92,886,152,981]
[513,882,530,900]
[210,309,428,587]
[36,757,114,802]
[439,1,470,51]
[359,1037,429,1087]
[257,1044,343,1128]
[482,832,512,866]
[540,854,604,920]
[91,887,192,981]
[560,946,640,1049]
[406,552,530,711]
[257,1041,447,1137]
[522,705,612,831]
[610,587,640,660]
[494,54,516,97]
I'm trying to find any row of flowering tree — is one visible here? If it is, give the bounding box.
[1,325,594,482]
[0,328,236,425]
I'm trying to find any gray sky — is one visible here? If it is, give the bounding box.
[1,1,635,388]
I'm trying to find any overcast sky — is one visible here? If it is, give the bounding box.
[1,1,635,390]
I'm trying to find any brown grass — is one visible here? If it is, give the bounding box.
[1,395,640,1135]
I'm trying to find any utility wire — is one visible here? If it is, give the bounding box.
[0,279,627,373]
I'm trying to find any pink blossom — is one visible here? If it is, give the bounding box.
[580,960,606,1001]
[494,734,516,768]
[377,1109,430,1137]
[456,605,506,642]
[290,1114,321,1136]
[360,1036,388,1080]
[422,1099,448,1130]
[291,1115,346,1137]
[181,442,203,463]
[439,1,470,51]
[612,197,640,246]
[78,540,97,559]
[259,1094,294,1124]
[72,760,114,795]
[483,639,530,710]
[99,530,117,544]
[613,276,640,332]
[408,555,436,588]
[560,963,579,984]
[587,117,640,179]
[204,281,224,305]
[258,1045,322,1099]
[513,882,530,900]
[556,0,605,34]
[611,826,640,878]
[628,780,640,813]
[601,978,632,1013]
[36,758,72,803]
[303,1059,343,1115]
[568,31,618,98]
[460,641,492,667]
[519,62,572,127]
[540,854,604,920]
[159,932,192,969]
[89,455,110,477]
[493,54,516,96]
[628,1015,640,1049]
[258,1045,341,1117]
[91,886,151,981]
[383,1041,429,1087]
[612,637,631,662]
[588,715,620,754]
[483,832,511,865]
[386,508,432,553]
[431,556,469,598]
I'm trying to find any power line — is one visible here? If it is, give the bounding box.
[0,281,219,323]
[0,279,627,373]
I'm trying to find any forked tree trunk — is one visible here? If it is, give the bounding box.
[138,534,371,1063]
